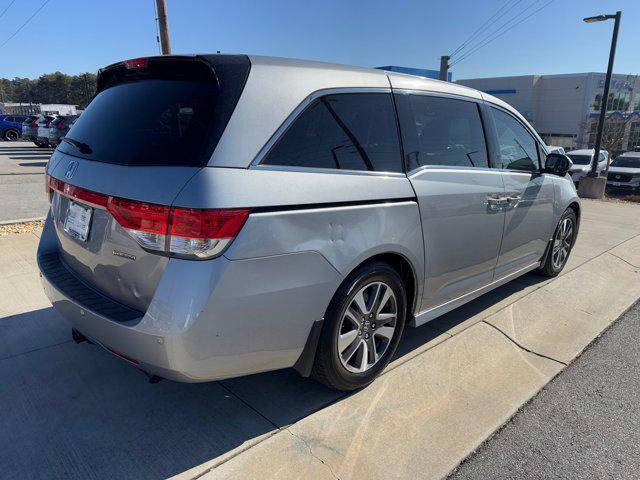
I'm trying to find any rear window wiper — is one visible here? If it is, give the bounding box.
[61,137,93,154]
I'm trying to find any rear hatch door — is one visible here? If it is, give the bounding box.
[47,55,250,312]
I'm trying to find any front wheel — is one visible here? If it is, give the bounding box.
[538,208,577,277]
[312,261,406,391]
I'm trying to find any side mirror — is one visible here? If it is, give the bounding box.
[544,153,573,176]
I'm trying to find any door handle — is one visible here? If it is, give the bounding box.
[486,195,508,209]
[505,195,522,204]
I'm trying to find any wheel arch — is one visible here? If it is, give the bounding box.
[293,249,420,378]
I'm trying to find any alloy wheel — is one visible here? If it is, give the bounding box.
[552,217,574,270]
[337,281,398,373]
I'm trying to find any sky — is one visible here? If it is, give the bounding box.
[0,0,638,80]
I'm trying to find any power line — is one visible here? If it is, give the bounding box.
[0,0,17,20]
[151,0,161,54]
[452,0,543,62]
[0,0,51,50]
[450,0,522,58]
[450,0,556,67]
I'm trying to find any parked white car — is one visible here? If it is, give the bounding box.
[566,149,609,185]
[547,146,566,155]
[607,152,640,191]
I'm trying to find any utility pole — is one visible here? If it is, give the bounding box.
[439,55,450,82]
[155,0,171,55]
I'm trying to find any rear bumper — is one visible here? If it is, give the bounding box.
[37,213,341,382]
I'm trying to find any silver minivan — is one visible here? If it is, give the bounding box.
[38,55,580,390]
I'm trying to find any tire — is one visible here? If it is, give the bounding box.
[538,208,577,277]
[35,140,48,148]
[312,261,406,391]
[3,129,19,141]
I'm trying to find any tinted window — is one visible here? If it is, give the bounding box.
[58,80,218,166]
[395,94,488,170]
[568,154,591,165]
[5,116,15,122]
[491,108,539,171]
[611,156,640,168]
[262,93,402,173]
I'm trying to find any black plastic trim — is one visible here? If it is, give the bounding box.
[252,197,417,214]
[39,252,143,322]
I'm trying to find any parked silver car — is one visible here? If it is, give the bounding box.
[35,114,56,147]
[38,55,580,390]
[606,151,640,191]
[48,115,79,147]
[566,148,609,185]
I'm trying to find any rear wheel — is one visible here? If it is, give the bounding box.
[3,129,19,141]
[35,139,48,148]
[312,261,406,391]
[538,208,577,277]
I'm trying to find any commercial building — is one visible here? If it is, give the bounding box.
[457,73,640,154]
[0,102,78,115]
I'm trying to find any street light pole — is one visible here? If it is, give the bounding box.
[578,11,622,199]
[588,11,621,177]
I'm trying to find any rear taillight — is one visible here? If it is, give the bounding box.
[107,197,170,252]
[56,121,66,130]
[168,208,250,258]
[46,175,250,259]
[30,119,38,127]
[45,120,52,128]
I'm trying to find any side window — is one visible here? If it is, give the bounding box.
[491,108,540,172]
[262,93,403,173]
[395,94,489,170]
[5,116,15,122]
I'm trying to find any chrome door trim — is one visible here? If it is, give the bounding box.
[252,164,406,177]
[412,261,541,327]
[249,87,393,169]
[406,165,534,178]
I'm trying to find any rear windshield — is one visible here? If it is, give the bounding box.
[611,156,640,168]
[58,55,251,167]
[568,154,591,165]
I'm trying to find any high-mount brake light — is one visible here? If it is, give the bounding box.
[123,57,149,70]
[46,177,250,259]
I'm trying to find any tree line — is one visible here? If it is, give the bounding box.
[0,72,97,109]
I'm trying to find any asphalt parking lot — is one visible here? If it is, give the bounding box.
[2,199,640,479]
[0,141,51,222]
[451,300,640,479]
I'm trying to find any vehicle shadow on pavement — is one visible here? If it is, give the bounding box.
[0,274,546,480]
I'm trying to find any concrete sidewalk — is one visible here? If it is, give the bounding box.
[1,199,639,480]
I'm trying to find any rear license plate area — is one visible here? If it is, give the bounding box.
[64,201,93,242]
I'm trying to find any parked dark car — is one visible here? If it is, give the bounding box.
[0,114,30,141]
[48,115,79,147]
[22,115,42,143]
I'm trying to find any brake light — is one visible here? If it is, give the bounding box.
[45,177,250,259]
[168,208,250,258]
[56,121,66,130]
[124,57,148,69]
[107,197,170,251]
[30,119,38,127]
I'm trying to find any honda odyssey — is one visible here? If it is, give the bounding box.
[38,54,579,390]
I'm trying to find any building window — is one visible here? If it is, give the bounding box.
[630,122,640,150]
[593,92,631,111]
